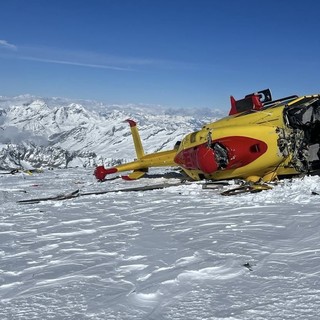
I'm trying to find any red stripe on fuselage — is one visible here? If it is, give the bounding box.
[174,136,268,173]
[219,136,268,169]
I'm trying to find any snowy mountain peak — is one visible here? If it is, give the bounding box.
[53,103,94,128]
[0,95,222,169]
[28,99,48,109]
[65,103,87,113]
[7,99,51,123]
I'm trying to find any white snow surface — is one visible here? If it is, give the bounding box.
[1,168,320,319]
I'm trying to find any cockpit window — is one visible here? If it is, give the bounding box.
[284,97,320,131]
[283,96,320,172]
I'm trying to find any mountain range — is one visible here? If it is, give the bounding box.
[0,95,223,170]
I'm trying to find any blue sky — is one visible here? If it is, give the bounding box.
[1,0,320,111]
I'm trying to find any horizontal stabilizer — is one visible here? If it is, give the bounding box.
[122,169,148,181]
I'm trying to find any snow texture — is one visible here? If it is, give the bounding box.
[1,168,320,319]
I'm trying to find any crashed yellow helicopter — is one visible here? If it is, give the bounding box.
[94,89,320,187]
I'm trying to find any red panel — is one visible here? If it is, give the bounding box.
[229,96,237,115]
[218,136,267,169]
[196,145,219,173]
[174,144,218,174]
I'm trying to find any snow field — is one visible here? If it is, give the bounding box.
[1,169,320,319]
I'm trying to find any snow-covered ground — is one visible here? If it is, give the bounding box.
[1,168,320,319]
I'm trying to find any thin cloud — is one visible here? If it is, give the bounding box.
[19,56,134,71]
[1,43,199,72]
[22,46,176,70]
[0,39,17,50]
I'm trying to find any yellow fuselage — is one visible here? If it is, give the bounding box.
[174,100,299,181]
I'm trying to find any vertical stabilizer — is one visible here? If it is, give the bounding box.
[125,119,145,159]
